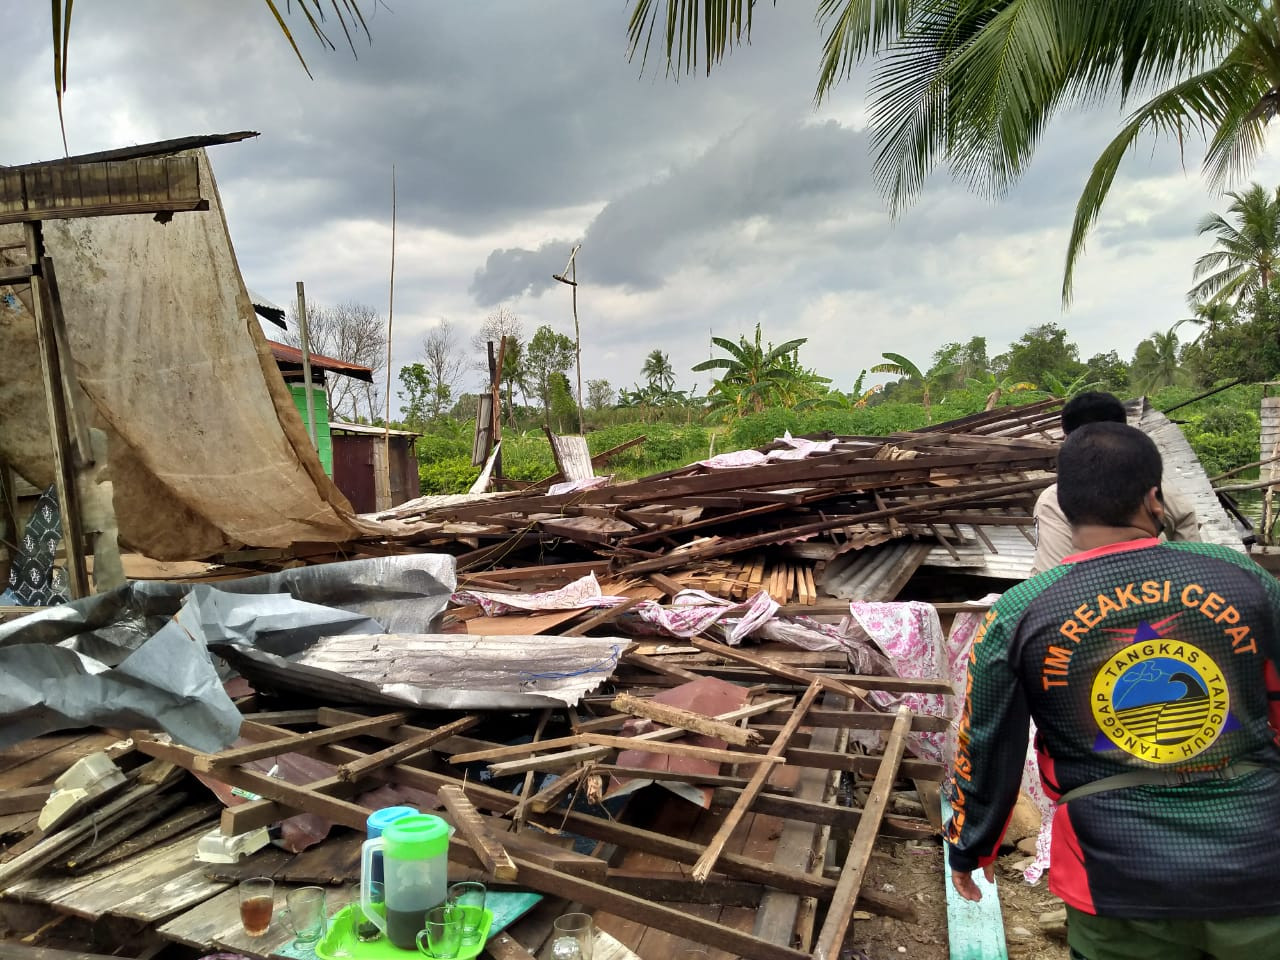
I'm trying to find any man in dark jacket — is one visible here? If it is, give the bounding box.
[947,421,1280,959]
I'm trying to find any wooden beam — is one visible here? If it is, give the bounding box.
[26,222,88,599]
[813,706,913,960]
[193,711,411,771]
[691,637,869,703]
[509,858,810,960]
[560,597,642,637]
[337,715,478,782]
[134,737,372,831]
[438,785,518,883]
[578,734,781,767]
[610,692,761,746]
[0,785,49,815]
[484,697,793,776]
[691,682,822,882]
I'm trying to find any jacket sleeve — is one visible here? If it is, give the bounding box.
[1031,484,1072,576]
[1162,488,1201,543]
[945,607,1031,872]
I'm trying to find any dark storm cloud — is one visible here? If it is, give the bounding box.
[470,114,873,303]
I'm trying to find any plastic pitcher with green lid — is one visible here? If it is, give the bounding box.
[360,813,449,949]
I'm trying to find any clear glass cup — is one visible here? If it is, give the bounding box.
[238,876,275,937]
[348,879,384,942]
[417,904,461,958]
[447,881,487,945]
[549,912,593,960]
[286,885,328,945]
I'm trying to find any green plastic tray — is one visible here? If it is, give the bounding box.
[314,891,541,960]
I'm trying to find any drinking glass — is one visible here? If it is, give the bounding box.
[447,881,487,945]
[349,879,384,942]
[238,876,275,937]
[286,885,328,945]
[549,912,593,960]
[416,905,461,958]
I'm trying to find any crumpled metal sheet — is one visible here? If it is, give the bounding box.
[0,555,456,750]
[226,633,633,710]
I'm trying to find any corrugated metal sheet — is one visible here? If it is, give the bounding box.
[1137,402,1243,551]
[267,340,375,382]
[922,524,1038,580]
[819,540,932,601]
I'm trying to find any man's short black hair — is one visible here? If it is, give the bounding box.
[1057,422,1163,528]
[1061,391,1127,434]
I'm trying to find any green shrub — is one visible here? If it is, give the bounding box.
[418,456,481,495]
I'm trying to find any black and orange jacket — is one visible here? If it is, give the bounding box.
[945,539,1280,918]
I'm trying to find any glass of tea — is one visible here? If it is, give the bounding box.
[239,876,275,937]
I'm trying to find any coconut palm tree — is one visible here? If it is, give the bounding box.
[1173,300,1236,346]
[625,1,1280,302]
[641,349,677,393]
[1131,330,1187,393]
[1187,185,1280,307]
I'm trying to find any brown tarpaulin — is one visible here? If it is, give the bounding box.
[0,149,382,559]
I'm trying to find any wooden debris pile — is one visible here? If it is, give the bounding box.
[376,401,1063,606]
[0,637,955,959]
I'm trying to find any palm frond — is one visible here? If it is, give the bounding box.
[625,0,756,77]
[815,0,915,102]
[1062,60,1246,303]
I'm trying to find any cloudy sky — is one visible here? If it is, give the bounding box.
[9,2,1280,409]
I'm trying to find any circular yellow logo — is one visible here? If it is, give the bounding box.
[1091,639,1229,765]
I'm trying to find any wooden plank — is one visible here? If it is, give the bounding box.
[439,784,518,882]
[155,885,246,950]
[30,830,201,919]
[486,699,793,777]
[195,711,411,771]
[754,691,845,949]
[579,734,780,767]
[134,158,170,202]
[691,637,869,703]
[0,765,175,889]
[0,170,25,214]
[561,597,642,637]
[133,737,372,832]
[712,788,933,839]
[163,155,200,202]
[755,710,950,732]
[511,858,809,960]
[812,706,913,960]
[621,651,702,684]
[0,944,126,960]
[691,682,822,881]
[104,161,139,204]
[336,714,478,781]
[0,787,48,815]
[77,163,110,213]
[941,796,1009,960]
[610,693,761,746]
[0,198,209,225]
[26,223,88,599]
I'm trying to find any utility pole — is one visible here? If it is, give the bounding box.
[295,281,317,447]
[552,244,584,434]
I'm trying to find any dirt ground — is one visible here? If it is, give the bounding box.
[848,837,1070,960]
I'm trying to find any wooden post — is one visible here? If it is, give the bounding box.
[812,706,913,960]
[25,221,88,598]
[295,280,317,447]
